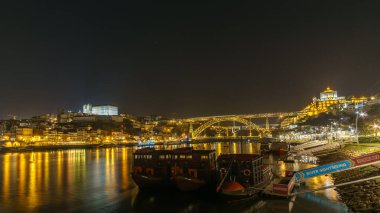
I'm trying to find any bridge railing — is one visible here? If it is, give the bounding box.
[176,112,299,122]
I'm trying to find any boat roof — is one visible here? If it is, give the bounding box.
[134,148,155,154]
[134,148,172,154]
[217,154,262,161]
[134,147,215,155]
[172,147,193,154]
[191,149,216,154]
[172,147,215,154]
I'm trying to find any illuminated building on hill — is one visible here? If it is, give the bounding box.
[82,104,118,116]
[304,86,346,116]
[304,86,368,116]
[83,104,92,114]
[318,86,345,101]
[281,87,369,128]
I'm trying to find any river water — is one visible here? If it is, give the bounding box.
[0,142,348,213]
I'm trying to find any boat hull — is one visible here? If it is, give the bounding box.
[172,176,206,192]
[132,173,171,189]
[219,172,273,200]
[219,181,259,199]
[220,188,259,199]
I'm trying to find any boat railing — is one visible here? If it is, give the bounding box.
[256,166,273,186]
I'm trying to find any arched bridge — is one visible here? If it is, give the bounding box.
[191,116,267,138]
[176,112,298,139]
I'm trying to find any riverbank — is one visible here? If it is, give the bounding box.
[0,138,274,153]
[316,143,380,212]
[0,143,137,153]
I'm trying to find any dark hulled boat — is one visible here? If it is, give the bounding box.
[171,147,216,192]
[271,142,289,155]
[216,154,272,199]
[260,142,271,155]
[131,148,173,189]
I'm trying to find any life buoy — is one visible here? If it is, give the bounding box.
[219,168,227,179]
[243,169,251,176]
[220,168,227,174]
[220,168,227,176]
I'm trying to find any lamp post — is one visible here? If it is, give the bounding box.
[373,124,379,137]
[355,111,367,143]
[330,122,337,142]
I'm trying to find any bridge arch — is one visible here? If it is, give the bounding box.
[191,117,267,138]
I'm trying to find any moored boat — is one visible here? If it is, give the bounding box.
[131,148,173,189]
[171,147,216,192]
[216,154,272,199]
[260,142,271,155]
[271,142,289,155]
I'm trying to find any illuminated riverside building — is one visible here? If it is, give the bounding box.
[1,128,131,147]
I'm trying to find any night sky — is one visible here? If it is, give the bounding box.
[1,1,380,119]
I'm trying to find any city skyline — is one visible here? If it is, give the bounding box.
[1,2,380,212]
[1,1,380,118]
[0,85,375,120]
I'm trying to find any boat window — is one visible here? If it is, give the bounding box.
[159,155,166,160]
[201,155,209,160]
[180,155,186,159]
[186,155,192,159]
[166,154,171,159]
[147,155,152,159]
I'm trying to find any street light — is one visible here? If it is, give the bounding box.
[355,111,367,143]
[330,122,338,141]
[372,123,379,136]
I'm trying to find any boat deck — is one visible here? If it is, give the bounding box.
[262,177,293,198]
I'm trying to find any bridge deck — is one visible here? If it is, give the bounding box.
[177,112,298,122]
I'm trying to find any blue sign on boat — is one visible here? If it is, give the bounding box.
[295,160,352,181]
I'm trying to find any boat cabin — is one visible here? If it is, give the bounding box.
[217,154,264,186]
[132,148,173,178]
[172,148,216,180]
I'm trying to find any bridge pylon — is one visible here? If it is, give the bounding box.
[189,122,193,138]
[249,118,252,136]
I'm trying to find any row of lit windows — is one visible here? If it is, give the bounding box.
[178,155,192,159]
[201,155,209,160]
[134,155,152,159]
[159,154,172,159]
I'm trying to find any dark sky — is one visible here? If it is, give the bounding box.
[1,1,380,119]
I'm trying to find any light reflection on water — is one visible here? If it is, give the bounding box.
[0,142,348,213]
